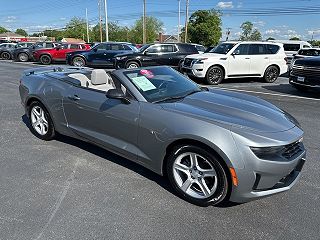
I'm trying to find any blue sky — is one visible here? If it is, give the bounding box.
[1,0,319,40]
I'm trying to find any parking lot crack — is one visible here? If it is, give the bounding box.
[34,159,80,240]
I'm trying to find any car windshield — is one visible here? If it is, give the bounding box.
[210,43,236,54]
[124,67,201,103]
[138,44,150,52]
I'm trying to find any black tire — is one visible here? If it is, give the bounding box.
[264,65,279,83]
[125,61,140,69]
[205,66,224,85]
[166,145,229,206]
[40,55,52,65]
[1,51,11,60]
[18,52,29,62]
[28,101,55,141]
[72,56,86,67]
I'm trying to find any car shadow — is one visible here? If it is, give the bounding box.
[21,114,241,208]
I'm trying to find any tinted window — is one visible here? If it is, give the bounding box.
[195,45,206,52]
[45,43,54,48]
[210,43,236,54]
[123,44,132,50]
[147,45,161,53]
[95,43,107,51]
[178,44,198,53]
[283,44,300,51]
[233,44,249,55]
[107,44,123,50]
[161,45,176,53]
[59,44,69,49]
[298,49,320,56]
[70,44,79,49]
[303,45,310,48]
[249,44,267,55]
[265,44,280,54]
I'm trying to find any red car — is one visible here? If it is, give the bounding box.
[33,43,91,65]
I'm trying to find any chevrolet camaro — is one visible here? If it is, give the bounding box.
[19,66,306,206]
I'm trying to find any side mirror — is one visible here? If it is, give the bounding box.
[106,89,130,104]
[93,48,98,52]
[292,53,296,56]
[55,46,61,50]
[144,50,148,55]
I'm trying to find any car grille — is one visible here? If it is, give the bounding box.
[183,58,193,67]
[292,64,320,77]
[282,141,303,159]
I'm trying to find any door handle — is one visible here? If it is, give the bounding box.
[264,57,269,59]
[68,95,80,101]
[245,58,250,59]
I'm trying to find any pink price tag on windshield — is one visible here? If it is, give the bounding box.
[140,69,154,78]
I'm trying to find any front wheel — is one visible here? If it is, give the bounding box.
[18,53,29,62]
[72,56,86,67]
[205,66,224,85]
[264,65,279,83]
[28,101,55,140]
[125,61,140,69]
[40,55,52,65]
[167,145,229,206]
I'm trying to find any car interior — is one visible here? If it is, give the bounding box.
[68,69,127,95]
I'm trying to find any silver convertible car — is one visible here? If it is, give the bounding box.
[19,66,306,206]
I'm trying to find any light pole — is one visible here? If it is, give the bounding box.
[104,0,109,42]
[178,0,181,42]
[143,0,146,44]
[98,0,103,42]
[184,0,189,43]
[86,8,90,43]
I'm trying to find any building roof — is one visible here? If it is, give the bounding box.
[0,32,24,38]
[61,38,85,43]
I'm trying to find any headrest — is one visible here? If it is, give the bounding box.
[91,69,109,85]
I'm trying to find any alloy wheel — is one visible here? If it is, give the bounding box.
[172,152,218,199]
[19,53,28,62]
[73,57,85,67]
[1,52,11,60]
[30,106,49,136]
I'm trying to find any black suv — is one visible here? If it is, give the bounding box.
[289,56,320,91]
[13,42,57,62]
[114,43,198,69]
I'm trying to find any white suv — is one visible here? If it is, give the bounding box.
[182,41,288,85]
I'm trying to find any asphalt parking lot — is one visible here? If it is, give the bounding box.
[0,60,319,240]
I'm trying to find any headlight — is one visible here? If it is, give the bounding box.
[250,146,285,159]
[194,58,208,64]
[116,56,127,60]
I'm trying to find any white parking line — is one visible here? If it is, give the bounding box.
[214,87,320,101]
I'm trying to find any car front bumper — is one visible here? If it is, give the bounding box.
[181,63,206,78]
[289,74,320,89]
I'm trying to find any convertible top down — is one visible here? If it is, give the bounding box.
[19,66,306,206]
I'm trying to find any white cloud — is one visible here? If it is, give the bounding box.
[5,16,17,23]
[265,29,281,35]
[217,1,234,9]
[253,21,266,27]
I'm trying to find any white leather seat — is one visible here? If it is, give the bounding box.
[89,69,115,91]
[68,73,90,87]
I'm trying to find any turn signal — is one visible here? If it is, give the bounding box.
[229,167,238,186]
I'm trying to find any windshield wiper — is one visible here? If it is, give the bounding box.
[153,89,201,103]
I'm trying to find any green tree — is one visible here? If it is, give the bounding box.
[181,10,222,46]
[90,21,130,42]
[0,26,9,34]
[128,16,163,43]
[289,37,300,40]
[266,37,275,41]
[64,17,87,39]
[239,21,262,41]
[15,28,28,36]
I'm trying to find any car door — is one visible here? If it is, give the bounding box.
[53,43,69,60]
[62,82,140,160]
[227,44,251,77]
[89,43,111,66]
[248,44,270,75]
[157,44,178,66]
[141,45,162,66]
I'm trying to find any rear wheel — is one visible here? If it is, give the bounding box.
[264,65,279,83]
[1,51,11,60]
[205,66,224,85]
[125,61,140,69]
[18,52,29,62]
[72,56,86,67]
[28,101,55,140]
[167,145,229,206]
[40,55,52,65]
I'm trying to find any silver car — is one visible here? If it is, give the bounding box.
[19,66,306,206]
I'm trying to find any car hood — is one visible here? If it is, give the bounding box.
[160,88,295,133]
[185,53,226,59]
